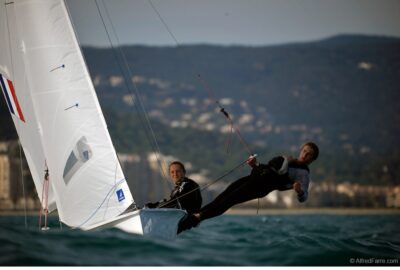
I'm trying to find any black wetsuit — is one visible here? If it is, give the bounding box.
[199,157,309,220]
[146,177,202,214]
[178,157,309,233]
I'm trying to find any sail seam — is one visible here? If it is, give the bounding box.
[32,87,88,96]
[22,45,74,51]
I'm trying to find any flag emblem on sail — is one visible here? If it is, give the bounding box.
[0,74,25,122]
[116,189,125,202]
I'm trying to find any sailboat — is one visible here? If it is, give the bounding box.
[0,0,186,238]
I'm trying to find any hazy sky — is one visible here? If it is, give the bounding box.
[66,0,400,47]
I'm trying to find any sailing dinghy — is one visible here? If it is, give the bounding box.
[0,0,186,238]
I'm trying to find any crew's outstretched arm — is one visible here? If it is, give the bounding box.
[293,179,309,202]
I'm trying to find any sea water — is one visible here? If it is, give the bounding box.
[0,214,399,266]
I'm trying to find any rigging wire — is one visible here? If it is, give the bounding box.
[145,1,261,209]
[147,0,254,156]
[93,0,257,206]
[92,0,171,187]
[148,0,180,46]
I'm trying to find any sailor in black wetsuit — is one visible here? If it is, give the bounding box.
[178,142,319,233]
[145,161,202,214]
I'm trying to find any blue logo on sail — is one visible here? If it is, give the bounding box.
[116,189,125,202]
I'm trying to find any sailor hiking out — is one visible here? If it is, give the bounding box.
[178,142,319,233]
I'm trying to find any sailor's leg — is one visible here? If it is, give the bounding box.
[199,174,271,221]
[178,175,255,233]
[199,175,250,214]
[177,173,275,233]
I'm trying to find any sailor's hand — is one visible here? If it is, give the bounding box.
[293,181,304,195]
[247,156,258,168]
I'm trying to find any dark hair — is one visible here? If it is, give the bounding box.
[301,142,319,160]
[169,161,186,173]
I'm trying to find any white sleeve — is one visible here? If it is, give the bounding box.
[277,156,289,175]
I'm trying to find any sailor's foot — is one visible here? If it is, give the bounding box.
[177,213,201,234]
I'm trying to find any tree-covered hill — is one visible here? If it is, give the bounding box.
[1,34,399,185]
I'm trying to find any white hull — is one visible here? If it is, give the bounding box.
[85,208,187,239]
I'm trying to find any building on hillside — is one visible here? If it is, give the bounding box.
[0,143,13,210]
[0,141,40,211]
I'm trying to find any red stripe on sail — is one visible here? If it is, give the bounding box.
[7,79,25,122]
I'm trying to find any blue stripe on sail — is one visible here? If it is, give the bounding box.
[0,74,15,115]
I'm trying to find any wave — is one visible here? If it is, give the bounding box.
[0,214,399,266]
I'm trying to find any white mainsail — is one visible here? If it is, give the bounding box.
[1,0,134,229]
[0,0,56,212]
[1,0,186,237]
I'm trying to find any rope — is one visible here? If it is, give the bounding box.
[18,142,28,229]
[92,0,171,187]
[38,175,45,229]
[196,75,254,156]
[44,170,50,228]
[38,166,50,230]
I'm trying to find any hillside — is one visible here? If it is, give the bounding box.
[1,35,399,185]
